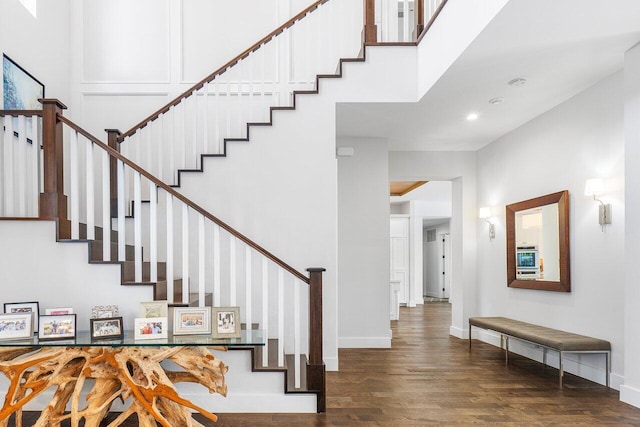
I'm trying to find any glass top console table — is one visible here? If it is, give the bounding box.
[0,330,264,426]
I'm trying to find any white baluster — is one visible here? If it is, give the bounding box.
[134,171,142,282]
[117,159,125,261]
[249,55,254,123]
[245,246,252,333]
[149,181,158,282]
[166,192,174,303]
[102,150,111,262]
[198,214,205,307]
[230,236,236,306]
[169,108,176,183]
[226,71,231,144]
[403,0,410,42]
[262,258,269,367]
[294,279,301,388]
[191,94,197,169]
[202,83,209,156]
[16,116,27,216]
[213,81,220,155]
[278,268,284,367]
[30,116,39,216]
[70,130,79,239]
[182,203,189,305]
[237,59,243,135]
[86,140,95,240]
[146,123,152,177]
[214,224,221,306]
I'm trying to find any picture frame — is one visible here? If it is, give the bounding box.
[212,306,241,339]
[45,307,74,315]
[91,305,119,319]
[90,316,124,341]
[38,314,76,341]
[2,54,44,110]
[4,301,39,333]
[139,301,168,319]
[134,317,168,340]
[0,313,33,340]
[172,307,211,335]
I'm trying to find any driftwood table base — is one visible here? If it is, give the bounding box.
[0,346,227,427]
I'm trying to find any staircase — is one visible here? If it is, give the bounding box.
[0,0,450,414]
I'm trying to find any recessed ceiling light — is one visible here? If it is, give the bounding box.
[508,77,527,87]
[488,97,504,105]
[466,113,479,121]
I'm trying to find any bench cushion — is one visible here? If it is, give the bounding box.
[469,317,611,352]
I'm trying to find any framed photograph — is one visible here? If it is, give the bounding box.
[173,307,211,335]
[91,305,119,319]
[139,301,168,319]
[90,316,123,341]
[45,307,73,315]
[2,54,44,110]
[4,301,39,333]
[134,317,168,340]
[38,314,76,341]
[212,307,241,339]
[0,313,33,340]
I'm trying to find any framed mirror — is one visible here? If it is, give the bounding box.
[506,190,570,292]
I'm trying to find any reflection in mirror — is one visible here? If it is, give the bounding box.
[515,204,559,281]
[506,190,570,292]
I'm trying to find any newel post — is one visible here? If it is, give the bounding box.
[414,0,425,39]
[306,267,326,412]
[363,0,377,44]
[39,99,69,237]
[105,129,122,218]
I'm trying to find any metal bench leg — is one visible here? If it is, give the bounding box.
[559,351,564,388]
[505,336,509,366]
[469,322,472,351]
[606,351,610,388]
[543,347,547,368]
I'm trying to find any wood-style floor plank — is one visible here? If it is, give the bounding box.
[16,302,640,425]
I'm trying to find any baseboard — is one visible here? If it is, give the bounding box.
[338,336,392,348]
[449,325,468,339]
[325,356,339,372]
[474,329,613,388]
[620,384,640,409]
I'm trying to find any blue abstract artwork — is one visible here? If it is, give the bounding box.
[3,54,44,110]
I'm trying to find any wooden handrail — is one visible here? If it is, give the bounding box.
[0,110,42,117]
[118,0,330,142]
[58,114,310,284]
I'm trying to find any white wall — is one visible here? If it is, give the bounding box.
[476,71,625,388]
[337,137,391,348]
[622,44,640,407]
[0,0,71,109]
[0,220,150,331]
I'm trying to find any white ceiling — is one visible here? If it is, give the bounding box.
[336,0,640,151]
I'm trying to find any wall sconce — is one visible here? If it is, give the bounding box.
[479,207,495,240]
[584,178,611,231]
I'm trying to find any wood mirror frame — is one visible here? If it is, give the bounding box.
[506,190,570,292]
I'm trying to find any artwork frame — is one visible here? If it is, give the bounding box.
[139,301,168,319]
[0,313,33,340]
[90,316,124,341]
[134,317,168,340]
[212,306,241,339]
[91,305,119,319]
[172,307,211,336]
[2,54,44,110]
[38,314,76,341]
[45,307,74,316]
[4,301,39,333]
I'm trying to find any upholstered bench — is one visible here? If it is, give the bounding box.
[468,317,611,388]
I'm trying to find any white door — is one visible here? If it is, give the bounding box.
[390,217,410,305]
[441,233,451,299]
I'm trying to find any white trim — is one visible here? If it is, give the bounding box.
[324,357,339,372]
[449,325,467,339]
[338,336,391,348]
[620,384,640,409]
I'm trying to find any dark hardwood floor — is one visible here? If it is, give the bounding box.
[17,303,640,426]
